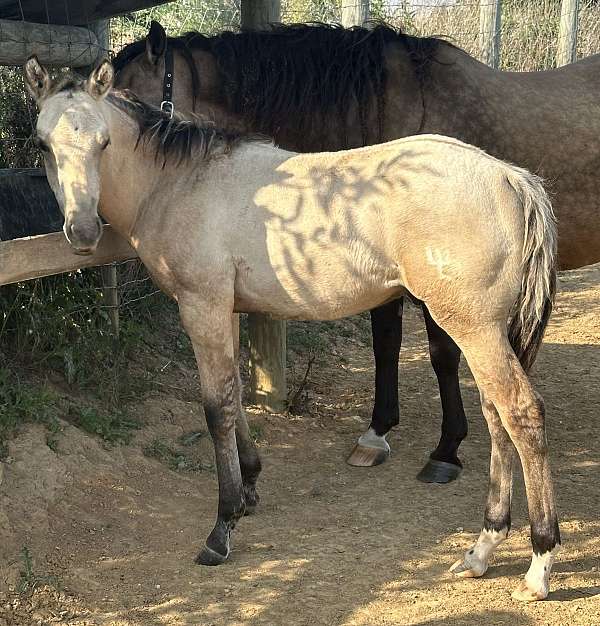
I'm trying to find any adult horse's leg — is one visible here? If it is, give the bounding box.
[416,305,468,483]
[232,313,262,514]
[347,298,403,467]
[179,293,246,566]
[449,329,560,601]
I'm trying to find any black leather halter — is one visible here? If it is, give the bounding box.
[160,45,174,118]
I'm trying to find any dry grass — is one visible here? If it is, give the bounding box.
[111,1,600,71]
[378,0,600,71]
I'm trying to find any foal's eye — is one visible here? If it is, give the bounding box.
[33,136,49,152]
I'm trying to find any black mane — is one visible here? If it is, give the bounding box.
[108,91,246,167]
[112,23,444,147]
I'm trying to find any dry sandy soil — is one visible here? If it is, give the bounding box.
[1,265,599,626]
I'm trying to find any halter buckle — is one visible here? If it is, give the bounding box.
[160,100,174,119]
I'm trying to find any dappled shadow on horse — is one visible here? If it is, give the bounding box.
[113,20,600,482]
[25,57,559,601]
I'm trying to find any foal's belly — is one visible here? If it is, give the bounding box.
[233,257,407,321]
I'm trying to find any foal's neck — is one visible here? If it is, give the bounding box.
[97,100,164,239]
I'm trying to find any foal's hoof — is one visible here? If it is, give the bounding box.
[511,580,548,602]
[449,558,487,578]
[346,443,389,467]
[195,544,229,566]
[416,459,462,484]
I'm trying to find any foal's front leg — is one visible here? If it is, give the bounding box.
[179,293,246,565]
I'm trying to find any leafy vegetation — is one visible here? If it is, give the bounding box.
[143,435,214,473]
[73,406,141,445]
[17,546,61,595]
[0,369,59,457]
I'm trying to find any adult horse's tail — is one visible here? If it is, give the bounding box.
[506,167,558,372]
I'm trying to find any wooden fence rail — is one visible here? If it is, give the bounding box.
[0,226,137,286]
[0,19,101,67]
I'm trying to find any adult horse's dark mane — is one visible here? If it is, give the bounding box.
[112,23,445,146]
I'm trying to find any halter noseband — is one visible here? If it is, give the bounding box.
[160,45,174,119]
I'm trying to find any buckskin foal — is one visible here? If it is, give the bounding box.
[26,58,558,601]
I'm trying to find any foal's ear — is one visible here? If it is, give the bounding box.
[24,56,51,102]
[86,59,114,100]
[146,20,167,65]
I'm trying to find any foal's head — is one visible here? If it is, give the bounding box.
[24,57,114,254]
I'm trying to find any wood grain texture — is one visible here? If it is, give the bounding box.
[0,226,137,286]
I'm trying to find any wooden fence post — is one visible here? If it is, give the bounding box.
[341,0,370,27]
[241,0,287,412]
[479,0,502,68]
[556,0,579,66]
[241,0,280,25]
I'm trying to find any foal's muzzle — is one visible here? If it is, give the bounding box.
[64,216,103,255]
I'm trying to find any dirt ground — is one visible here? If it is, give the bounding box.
[1,264,599,626]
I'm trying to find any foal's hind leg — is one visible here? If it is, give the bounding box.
[347,299,403,467]
[450,397,515,577]
[450,329,560,601]
[416,305,468,484]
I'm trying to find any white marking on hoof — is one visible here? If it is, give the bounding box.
[512,546,560,602]
[357,428,390,452]
[449,528,508,578]
[346,428,391,467]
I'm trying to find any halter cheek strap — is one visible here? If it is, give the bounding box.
[161,45,174,119]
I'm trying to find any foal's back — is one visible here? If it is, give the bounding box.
[193,134,527,321]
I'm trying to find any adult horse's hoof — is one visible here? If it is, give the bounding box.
[416,459,462,483]
[346,443,389,467]
[346,428,390,467]
[195,544,229,566]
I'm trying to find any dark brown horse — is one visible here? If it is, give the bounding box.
[113,21,600,482]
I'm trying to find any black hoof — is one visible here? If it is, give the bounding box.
[195,544,229,566]
[416,459,462,484]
